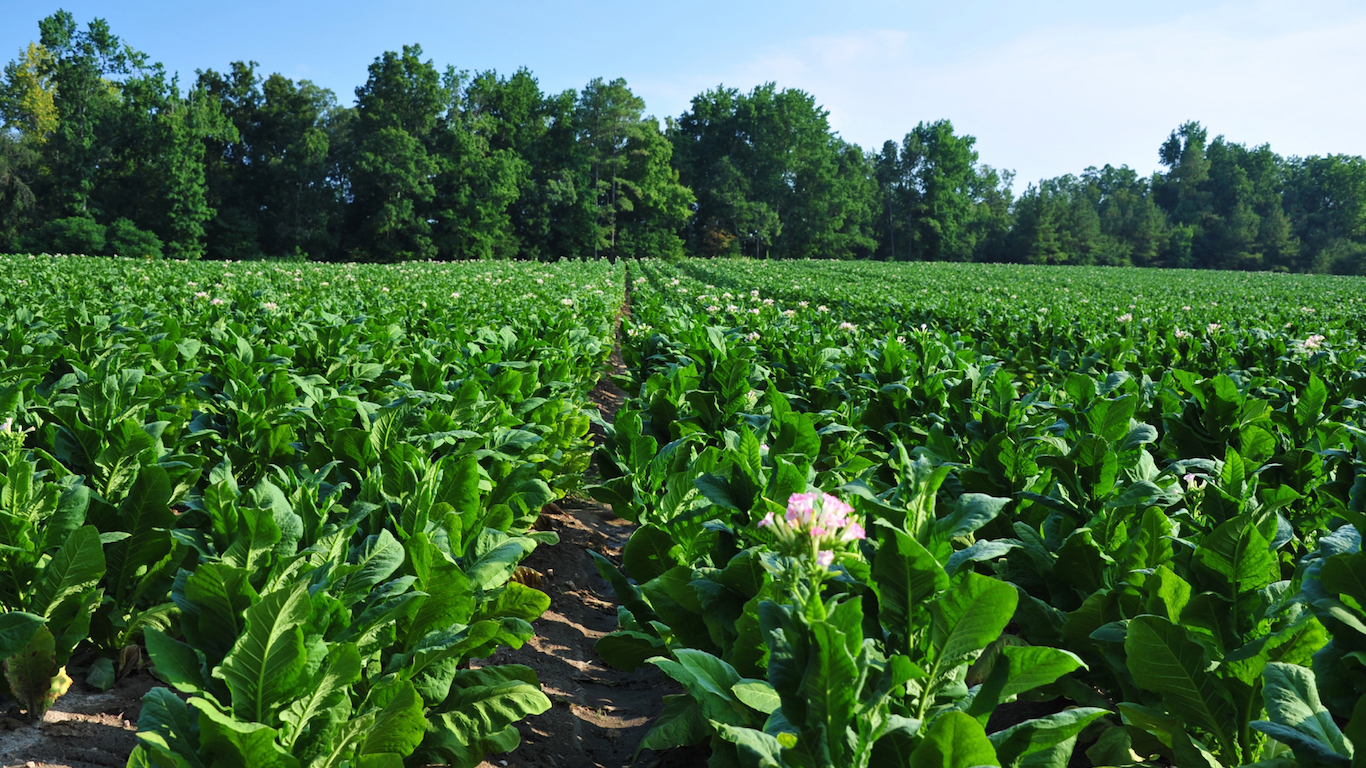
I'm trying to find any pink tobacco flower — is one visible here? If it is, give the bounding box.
[759,491,865,570]
[840,521,866,542]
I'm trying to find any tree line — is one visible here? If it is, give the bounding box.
[2,12,1363,272]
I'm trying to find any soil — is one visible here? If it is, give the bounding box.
[475,298,707,768]
[0,671,157,768]
[470,495,684,768]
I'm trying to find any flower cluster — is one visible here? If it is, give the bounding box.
[0,417,31,453]
[759,492,865,568]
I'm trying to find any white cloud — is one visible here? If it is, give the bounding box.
[639,0,1366,188]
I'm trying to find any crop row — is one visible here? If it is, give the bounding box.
[0,254,624,767]
[590,259,1366,767]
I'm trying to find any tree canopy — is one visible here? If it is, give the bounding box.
[2,13,1363,274]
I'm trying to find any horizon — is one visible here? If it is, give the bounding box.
[3,0,1364,189]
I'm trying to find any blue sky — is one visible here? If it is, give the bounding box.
[5,0,1364,188]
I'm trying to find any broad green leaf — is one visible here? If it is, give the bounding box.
[1123,615,1237,757]
[86,656,115,691]
[341,530,405,605]
[1296,375,1328,432]
[929,573,1017,669]
[1344,697,1366,768]
[1145,566,1192,623]
[695,473,742,511]
[1087,395,1137,444]
[360,680,425,757]
[1240,425,1277,466]
[802,614,861,757]
[191,696,298,768]
[178,563,257,666]
[145,627,205,694]
[733,679,781,715]
[652,649,747,727]
[673,648,744,701]
[471,581,549,623]
[280,642,361,748]
[595,630,666,671]
[1195,516,1276,597]
[0,612,45,659]
[910,710,1001,768]
[30,524,105,618]
[1255,663,1350,759]
[39,482,90,553]
[988,707,1108,768]
[1224,616,1329,686]
[134,687,203,767]
[105,465,175,605]
[946,540,1020,577]
[967,646,1086,721]
[623,523,676,582]
[1320,551,1366,611]
[428,668,550,755]
[405,548,475,642]
[221,505,282,572]
[217,581,311,725]
[874,524,949,653]
[712,723,787,768]
[1251,721,1350,767]
[935,493,1010,539]
[388,620,499,681]
[463,534,537,591]
[870,714,925,766]
[639,694,709,754]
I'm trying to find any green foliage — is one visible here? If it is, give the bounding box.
[0,434,104,719]
[26,214,105,254]
[196,62,340,260]
[589,258,1366,767]
[1,168,1365,768]
[7,12,1366,264]
[0,255,623,762]
[877,119,1014,263]
[105,218,163,258]
[672,83,878,260]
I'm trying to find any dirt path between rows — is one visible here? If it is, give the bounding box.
[0,671,153,768]
[475,273,703,768]
[474,344,697,768]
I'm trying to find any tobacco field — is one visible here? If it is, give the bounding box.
[592,261,1366,768]
[1,254,1365,768]
[0,254,622,767]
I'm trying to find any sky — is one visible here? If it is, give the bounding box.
[4,0,1364,188]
